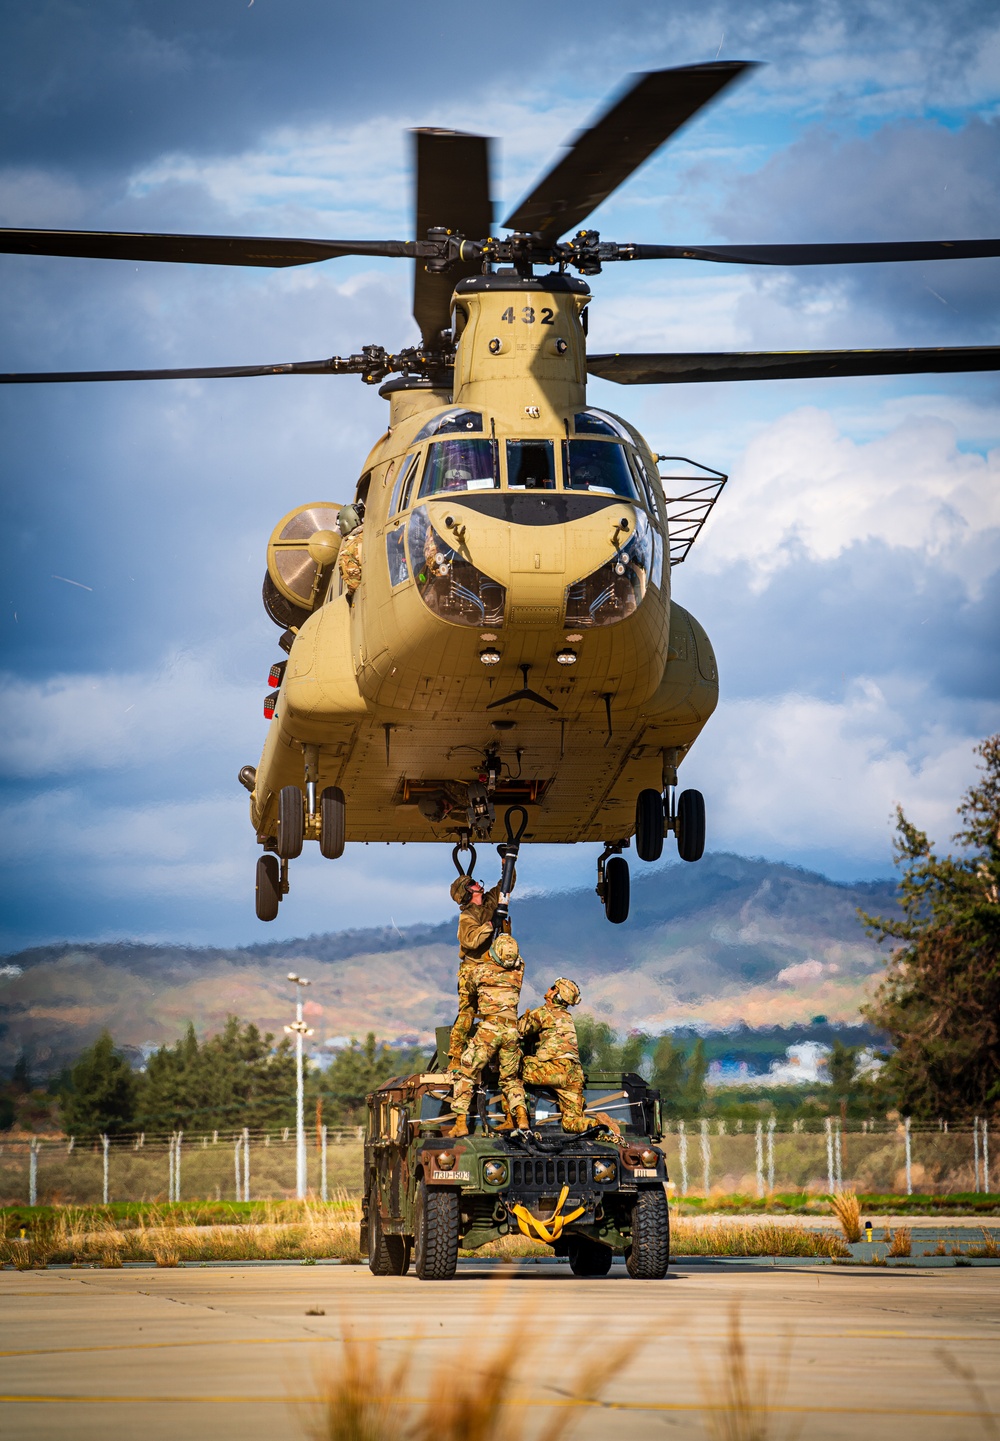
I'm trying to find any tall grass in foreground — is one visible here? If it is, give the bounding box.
[303,1309,635,1441]
[672,1220,847,1259]
[694,1303,798,1441]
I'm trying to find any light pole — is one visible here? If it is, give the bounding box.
[285,973,314,1200]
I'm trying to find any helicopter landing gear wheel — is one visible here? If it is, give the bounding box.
[676,789,706,863]
[635,788,665,862]
[255,854,280,922]
[276,785,304,859]
[604,856,630,924]
[319,786,346,859]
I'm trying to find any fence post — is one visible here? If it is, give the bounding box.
[985,1120,990,1194]
[835,1120,843,1191]
[168,1134,175,1202]
[973,1116,981,1193]
[700,1118,710,1195]
[755,1121,764,1199]
[243,1127,250,1202]
[176,1130,183,1202]
[767,1117,776,1193]
[904,1116,912,1196]
[102,1133,109,1205]
[321,1124,328,1203]
[678,1120,688,1197]
[234,1135,243,1201]
[825,1117,835,1193]
[29,1138,38,1206]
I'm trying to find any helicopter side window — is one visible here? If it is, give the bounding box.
[506,439,555,490]
[391,454,419,515]
[573,409,630,439]
[418,439,498,498]
[564,439,641,500]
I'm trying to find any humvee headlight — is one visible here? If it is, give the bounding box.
[483,1159,508,1186]
[435,1150,456,1169]
[593,1158,616,1183]
[640,1149,659,1168]
[480,648,501,665]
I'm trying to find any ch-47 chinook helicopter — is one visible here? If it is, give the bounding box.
[3,62,999,925]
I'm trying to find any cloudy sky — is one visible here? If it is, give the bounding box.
[1,0,998,952]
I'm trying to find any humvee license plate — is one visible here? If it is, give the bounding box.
[433,1170,470,1181]
[632,1167,658,1177]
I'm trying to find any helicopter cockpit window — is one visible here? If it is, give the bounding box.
[391,453,419,514]
[564,439,641,501]
[506,439,556,490]
[413,409,483,443]
[418,439,498,498]
[573,409,630,439]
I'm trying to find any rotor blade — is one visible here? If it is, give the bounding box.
[413,129,493,348]
[587,346,1000,385]
[623,239,1000,265]
[0,358,359,383]
[0,228,413,268]
[503,62,755,243]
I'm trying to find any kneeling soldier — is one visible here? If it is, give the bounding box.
[518,977,590,1133]
[448,933,528,1138]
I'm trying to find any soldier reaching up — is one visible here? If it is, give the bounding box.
[447,863,514,1068]
[518,978,593,1133]
[447,933,528,1138]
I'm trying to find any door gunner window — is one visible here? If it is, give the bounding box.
[506,439,555,490]
[418,438,498,498]
[564,439,641,500]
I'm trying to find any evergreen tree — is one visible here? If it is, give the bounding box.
[827,1039,859,1108]
[11,1052,31,1094]
[682,1038,708,1114]
[862,734,1000,1119]
[61,1031,137,1136]
[136,1017,297,1132]
[574,1015,622,1071]
[313,1033,426,1124]
[651,1033,690,1115]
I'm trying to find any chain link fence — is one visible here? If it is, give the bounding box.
[0,1127,363,1207]
[0,1119,993,1206]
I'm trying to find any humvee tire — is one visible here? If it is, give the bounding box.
[567,1235,614,1276]
[367,1188,411,1276]
[625,1187,670,1278]
[412,1178,459,1280]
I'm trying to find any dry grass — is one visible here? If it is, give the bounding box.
[828,1191,863,1243]
[462,1232,550,1260]
[673,1220,847,1259]
[887,1227,912,1258]
[694,1303,798,1441]
[303,1305,637,1441]
[0,1195,364,1268]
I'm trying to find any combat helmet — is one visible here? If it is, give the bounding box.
[337,501,365,535]
[550,976,581,1006]
[449,875,480,905]
[489,933,521,969]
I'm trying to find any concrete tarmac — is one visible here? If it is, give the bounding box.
[1,1259,998,1440]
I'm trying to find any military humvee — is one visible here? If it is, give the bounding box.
[361,1027,670,1280]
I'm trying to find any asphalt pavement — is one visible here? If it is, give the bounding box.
[1,1259,998,1439]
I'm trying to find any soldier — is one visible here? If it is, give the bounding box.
[447,863,514,1069]
[337,501,364,601]
[448,933,528,1138]
[518,977,592,1133]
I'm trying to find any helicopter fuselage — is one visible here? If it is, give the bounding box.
[250,272,718,850]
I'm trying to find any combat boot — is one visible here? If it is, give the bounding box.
[447,1113,469,1138]
[513,1105,530,1130]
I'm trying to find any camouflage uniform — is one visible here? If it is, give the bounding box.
[451,935,527,1119]
[519,978,589,1132]
[338,526,363,597]
[447,872,514,1067]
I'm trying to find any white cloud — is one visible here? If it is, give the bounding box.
[0,651,261,778]
[700,405,1000,591]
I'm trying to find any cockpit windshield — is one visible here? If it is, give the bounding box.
[413,408,483,443]
[564,439,642,500]
[418,438,498,497]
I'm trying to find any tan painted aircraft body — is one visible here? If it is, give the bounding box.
[253,276,718,856]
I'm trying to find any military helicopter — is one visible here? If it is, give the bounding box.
[3,62,998,926]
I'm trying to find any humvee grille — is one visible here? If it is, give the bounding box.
[511,1157,588,1188]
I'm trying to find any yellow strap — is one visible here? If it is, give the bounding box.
[508,1184,586,1245]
